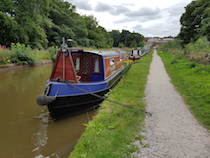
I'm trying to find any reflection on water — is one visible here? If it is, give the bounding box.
[0,64,95,158]
[33,109,50,157]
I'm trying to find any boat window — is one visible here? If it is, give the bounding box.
[110,59,115,72]
[93,57,100,73]
[83,57,89,74]
[74,57,80,73]
[120,57,123,66]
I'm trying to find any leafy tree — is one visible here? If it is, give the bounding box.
[82,15,113,48]
[120,30,130,45]
[109,30,121,47]
[0,13,19,46]
[130,40,137,48]
[0,0,144,49]
[109,30,144,48]
[16,0,50,49]
[198,1,210,41]
[0,0,19,46]
[48,0,77,46]
[138,41,145,47]
[0,0,51,48]
[118,43,124,48]
[179,0,210,44]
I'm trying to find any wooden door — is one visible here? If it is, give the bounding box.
[72,53,91,82]
[80,54,91,82]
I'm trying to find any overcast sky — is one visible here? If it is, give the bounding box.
[66,0,193,37]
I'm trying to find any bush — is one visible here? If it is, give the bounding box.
[0,49,10,64]
[48,46,58,61]
[185,37,210,53]
[159,39,183,54]
[0,43,54,66]
[10,43,37,65]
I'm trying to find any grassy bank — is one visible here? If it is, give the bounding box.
[0,43,58,65]
[69,52,153,158]
[158,37,210,65]
[159,51,210,130]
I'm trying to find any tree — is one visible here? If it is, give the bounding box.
[198,1,210,41]
[109,30,121,47]
[109,30,144,48]
[48,0,77,46]
[0,13,19,46]
[178,0,210,44]
[0,0,19,46]
[82,15,113,48]
[0,0,143,49]
[120,30,130,45]
[130,40,138,48]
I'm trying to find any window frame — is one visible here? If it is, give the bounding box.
[92,56,101,74]
[73,57,80,73]
[110,59,116,72]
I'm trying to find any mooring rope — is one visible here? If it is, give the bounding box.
[64,80,152,116]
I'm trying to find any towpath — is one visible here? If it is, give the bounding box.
[133,49,210,158]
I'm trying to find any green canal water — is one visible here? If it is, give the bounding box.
[0,64,94,158]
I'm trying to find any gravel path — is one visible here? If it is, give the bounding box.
[133,50,210,158]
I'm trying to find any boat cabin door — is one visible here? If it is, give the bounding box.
[73,54,91,82]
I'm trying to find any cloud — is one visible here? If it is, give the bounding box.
[94,2,114,12]
[133,24,143,30]
[94,2,130,15]
[166,3,186,16]
[66,0,192,37]
[110,5,130,15]
[123,2,186,36]
[132,16,181,37]
[93,2,160,17]
[124,7,160,17]
[69,0,92,11]
[113,8,161,25]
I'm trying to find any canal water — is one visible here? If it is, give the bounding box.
[0,64,95,158]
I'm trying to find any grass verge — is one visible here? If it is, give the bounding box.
[0,44,58,65]
[69,52,153,158]
[158,51,210,130]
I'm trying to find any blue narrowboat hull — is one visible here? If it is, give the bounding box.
[44,65,130,121]
[48,88,109,121]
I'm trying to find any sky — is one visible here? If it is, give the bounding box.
[66,0,193,37]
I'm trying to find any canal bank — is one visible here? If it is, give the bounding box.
[0,60,53,71]
[69,52,153,157]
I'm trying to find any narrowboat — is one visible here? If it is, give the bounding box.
[36,43,132,121]
[129,49,141,61]
[129,46,151,61]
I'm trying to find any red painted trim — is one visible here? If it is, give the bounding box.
[50,50,78,83]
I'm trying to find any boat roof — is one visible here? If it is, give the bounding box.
[69,49,130,57]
